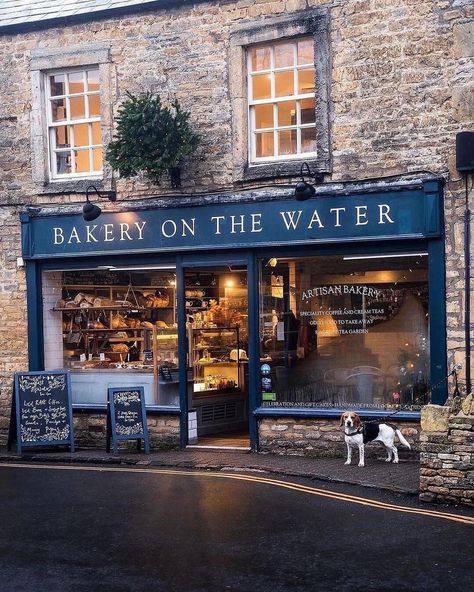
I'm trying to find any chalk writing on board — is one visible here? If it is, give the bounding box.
[19,374,66,395]
[114,391,140,405]
[107,386,149,454]
[113,390,143,436]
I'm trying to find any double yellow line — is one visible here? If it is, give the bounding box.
[1,462,473,526]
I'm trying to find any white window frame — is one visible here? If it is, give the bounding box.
[247,38,317,163]
[45,67,103,180]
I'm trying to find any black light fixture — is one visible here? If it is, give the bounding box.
[294,162,324,201]
[82,185,117,221]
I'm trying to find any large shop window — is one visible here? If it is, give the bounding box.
[42,267,177,406]
[260,254,430,411]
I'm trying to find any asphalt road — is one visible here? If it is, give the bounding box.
[0,463,472,592]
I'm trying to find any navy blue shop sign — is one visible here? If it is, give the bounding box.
[21,183,441,259]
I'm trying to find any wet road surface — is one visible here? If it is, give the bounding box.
[0,463,472,592]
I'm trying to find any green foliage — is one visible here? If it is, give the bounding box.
[106,92,200,183]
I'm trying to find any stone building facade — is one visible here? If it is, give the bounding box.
[0,0,472,460]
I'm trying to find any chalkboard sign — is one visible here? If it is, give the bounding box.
[8,371,74,454]
[106,387,150,454]
[159,365,173,382]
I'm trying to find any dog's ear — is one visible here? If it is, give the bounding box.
[339,413,345,426]
[353,414,361,428]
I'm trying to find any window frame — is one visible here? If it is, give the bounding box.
[247,37,317,163]
[230,8,331,182]
[30,43,112,193]
[45,67,103,180]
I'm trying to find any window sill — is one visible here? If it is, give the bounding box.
[38,178,106,195]
[254,407,421,422]
[72,404,181,414]
[239,157,330,182]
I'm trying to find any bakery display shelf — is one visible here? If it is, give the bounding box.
[193,387,242,397]
[64,328,153,333]
[193,345,234,349]
[62,284,175,290]
[53,306,173,312]
[108,337,145,342]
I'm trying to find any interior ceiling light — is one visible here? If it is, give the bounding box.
[343,253,428,261]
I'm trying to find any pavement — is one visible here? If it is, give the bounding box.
[0,447,420,495]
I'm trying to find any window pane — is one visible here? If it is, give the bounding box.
[250,46,270,72]
[50,74,65,97]
[68,71,85,94]
[301,127,316,153]
[56,151,71,174]
[91,121,102,145]
[69,96,85,119]
[259,255,430,411]
[74,149,90,173]
[297,39,314,65]
[252,74,271,100]
[275,71,294,97]
[93,148,103,171]
[54,126,70,148]
[88,94,101,117]
[72,123,89,147]
[51,98,67,121]
[278,101,297,127]
[255,132,274,158]
[274,43,294,68]
[298,68,315,94]
[300,97,315,124]
[278,130,297,155]
[254,104,273,129]
[87,69,100,92]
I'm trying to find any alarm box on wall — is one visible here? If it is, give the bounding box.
[456,131,474,172]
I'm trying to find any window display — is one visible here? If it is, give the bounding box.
[260,254,430,410]
[42,268,178,406]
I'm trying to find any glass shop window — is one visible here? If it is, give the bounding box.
[46,68,102,179]
[42,267,178,406]
[259,254,430,411]
[248,38,316,162]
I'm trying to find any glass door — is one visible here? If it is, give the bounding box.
[184,265,249,445]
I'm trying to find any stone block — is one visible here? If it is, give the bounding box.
[452,84,474,121]
[453,21,474,58]
[421,405,450,434]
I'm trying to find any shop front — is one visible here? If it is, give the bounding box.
[20,178,446,453]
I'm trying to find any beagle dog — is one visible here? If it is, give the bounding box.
[340,411,411,467]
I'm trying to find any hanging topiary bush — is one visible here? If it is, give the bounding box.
[106,92,200,187]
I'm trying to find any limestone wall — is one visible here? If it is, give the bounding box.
[258,417,420,459]
[74,412,180,450]
[420,401,474,506]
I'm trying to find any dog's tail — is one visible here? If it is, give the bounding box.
[396,429,411,449]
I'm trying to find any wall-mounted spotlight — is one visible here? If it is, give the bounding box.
[266,257,278,267]
[294,162,324,201]
[82,185,117,221]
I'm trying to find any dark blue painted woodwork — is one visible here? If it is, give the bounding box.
[22,186,441,260]
[21,181,447,448]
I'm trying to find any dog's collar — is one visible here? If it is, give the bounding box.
[345,426,363,436]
